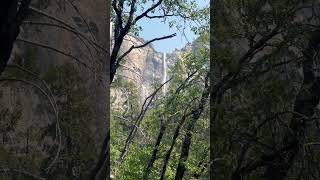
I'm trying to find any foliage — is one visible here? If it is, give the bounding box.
[210,0,320,179]
[0,62,99,179]
[41,64,98,179]
[111,29,210,179]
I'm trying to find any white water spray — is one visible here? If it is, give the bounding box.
[110,22,113,36]
[162,52,167,95]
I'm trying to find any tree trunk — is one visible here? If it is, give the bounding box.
[0,0,31,75]
[174,83,209,180]
[160,112,189,180]
[263,31,320,180]
[143,121,166,179]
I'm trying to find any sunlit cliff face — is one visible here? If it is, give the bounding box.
[110,32,197,106]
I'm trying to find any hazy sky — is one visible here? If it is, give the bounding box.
[136,0,209,53]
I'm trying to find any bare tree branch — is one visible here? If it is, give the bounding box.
[26,7,108,53]
[134,0,164,23]
[117,33,176,64]
[113,78,172,177]
[16,38,92,69]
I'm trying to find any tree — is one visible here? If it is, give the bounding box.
[0,0,32,75]
[110,30,210,179]
[110,0,207,82]
[0,1,110,179]
[107,0,209,179]
[211,0,320,179]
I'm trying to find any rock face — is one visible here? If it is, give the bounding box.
[0,0,109,178]
[113,35,166,102]
[10,0,109,141]
[111,27,195,104]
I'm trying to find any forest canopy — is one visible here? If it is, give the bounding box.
[0,0,320,180]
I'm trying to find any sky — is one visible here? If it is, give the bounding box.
[136,0,209,53]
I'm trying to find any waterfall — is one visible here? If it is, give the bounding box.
[162,52,167,94]
[110,22,113,36]
[110,22,113,51]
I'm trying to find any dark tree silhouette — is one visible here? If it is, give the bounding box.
[0,0,32,75]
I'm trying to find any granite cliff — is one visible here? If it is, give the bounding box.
[110,27,198,105]
[0,0,108,178]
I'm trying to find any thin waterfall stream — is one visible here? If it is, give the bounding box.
[162,52,167,95]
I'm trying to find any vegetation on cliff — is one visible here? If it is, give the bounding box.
[1,0,320,180]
